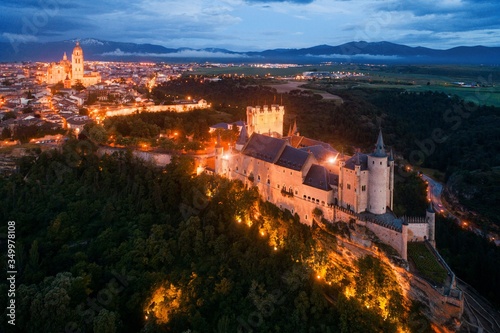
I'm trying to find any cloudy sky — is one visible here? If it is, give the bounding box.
[1,0,499,51]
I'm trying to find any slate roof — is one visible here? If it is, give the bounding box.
[242,133,287,163]
[275,145,310,171]
[299,145,338,162]
[303,164,331,191]
[344,153,368,171]
[210,122,231,130]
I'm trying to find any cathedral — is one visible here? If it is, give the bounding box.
[206,104,436,260]
[45,42,101,88]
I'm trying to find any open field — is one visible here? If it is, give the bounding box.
[189,63,500,106]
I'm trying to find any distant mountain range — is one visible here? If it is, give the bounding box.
[0,38,499,64]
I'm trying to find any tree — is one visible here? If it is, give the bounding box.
[72,81,86,92]
[93,309,117,333]
[1,127,12,140]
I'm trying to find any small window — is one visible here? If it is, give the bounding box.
[267,179,270,185]
[277,185,280,189]
[257,175,261,181]
[372,161,375,165]
[380,161,382,165]
[305,214,308,220]
[362,185,366,191]
[347,184,351,190]
[236,166,239,171]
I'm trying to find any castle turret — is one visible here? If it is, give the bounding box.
[72,41,84,83]
[388,148,395,211]
[426,202,436,247]
[402,220,408,261]
[214,132,224,175]
[367,130,388,214]
[235,124,248,151]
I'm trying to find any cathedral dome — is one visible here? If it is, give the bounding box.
[73,41,83,54]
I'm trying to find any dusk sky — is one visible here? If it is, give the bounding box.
[1,0,499,51]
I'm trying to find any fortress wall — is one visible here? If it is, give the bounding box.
[360,221,405,258]
[407,223,429,242]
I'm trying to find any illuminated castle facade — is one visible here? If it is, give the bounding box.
[208,105,436,261]
[45,42,101,88]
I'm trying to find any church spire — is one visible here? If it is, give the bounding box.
[63,52,67,61]
[373,129,387,157]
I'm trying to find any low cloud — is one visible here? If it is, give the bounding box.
[101,48,249,58]
[2,33,38,43]
[306,53,402,60]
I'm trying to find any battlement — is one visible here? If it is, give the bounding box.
[401,216,427,224]
[246,105,285,114]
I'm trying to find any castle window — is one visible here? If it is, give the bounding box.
[236,166,239,171]
[362,185,366,191]
[380,161,382,165]
[257,175,261,181]
[372,161,375,164]
[277,185,280,189]
[347,184,351,190]
[244,170,246,174]
[267,179,270,185]
[295,190,298,195]
[303,195,306,199]
[305,214,308,220]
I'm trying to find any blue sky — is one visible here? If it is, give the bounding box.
[1,0,499,51]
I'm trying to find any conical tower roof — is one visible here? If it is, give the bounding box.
[372,129,387,157]
[237,124,248,145]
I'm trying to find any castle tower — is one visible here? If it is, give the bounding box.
[354,151,362,212]
[214,132,224,175]
[235,124,248,151]
[72,41,84,84]
[426,202,436,247]
[367,130,388,215]
[388,149,395,210]
[402,220,408,260]
[246,105,284,137]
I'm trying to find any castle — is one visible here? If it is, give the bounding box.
[206,104,437,261]
[45,42,101,88]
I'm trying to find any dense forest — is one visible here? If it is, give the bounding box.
[0,140,425,332]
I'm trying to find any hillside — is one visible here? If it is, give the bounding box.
[0,143,435,332]
[1,38,500,64]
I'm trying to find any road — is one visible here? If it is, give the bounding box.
[421,174,484,236]
[421,174,446,215]
[457,278,500,333]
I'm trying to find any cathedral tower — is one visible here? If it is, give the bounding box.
[72,41,84,83]
[367,130,389,215]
